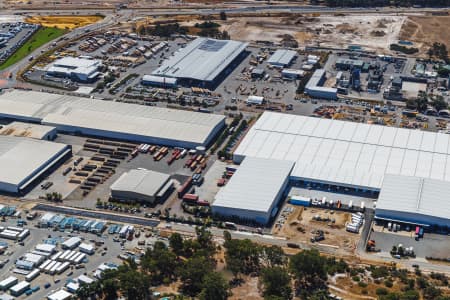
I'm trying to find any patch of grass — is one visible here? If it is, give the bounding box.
[0,27,66,70]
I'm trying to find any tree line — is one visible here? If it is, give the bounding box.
[75,227,450,300]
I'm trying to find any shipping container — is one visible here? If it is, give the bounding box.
[177,177,192,198]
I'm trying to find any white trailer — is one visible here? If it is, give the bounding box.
[7,226,24,232]
[56,262,70,274]
[49,262,62,275]
[51,251,63,261]
[66,251,78,262]
[74,253,86,264]
[25,269,40,282]
[39,259,52,271]
[18,229,30,241]
[44,261,57,273]
[70,252,82,263]
[346,224,360,233]
[59,250,71,261]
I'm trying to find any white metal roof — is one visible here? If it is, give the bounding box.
[305,69,338,93]
[0,122,55,140]
[62,237,81,248]
[0,136,69,188]
[234,112,450,190]
[0,90,225,146]
[267,49,297,66]
[377,174,450,221]
[35,244,56,253]
[213,157,294,212]
[111,169,170,197]
[10,281,29,292]
[152,37,248,81]
[47,289,73,300]
[47,57,101,77]
[79,243,94,251]
[142,75,177,85]
[0,277,17,286]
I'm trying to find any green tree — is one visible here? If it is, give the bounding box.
[261,245,286,267]
[179,255,215,296]
[141,241,178,285]
[119,269,151,300]
[289,249,328,299]
[219,11,227,20]
[432,96,448,111]
[224,238,261,277]
[400,290,420,300]
[169,232,184,256]
[260,266,293,300]
[103,278,118,300]
[199,271,229,300]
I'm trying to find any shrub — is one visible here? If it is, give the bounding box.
[352,276,360,282]
[376,288,388,295]
[384,279,393,288]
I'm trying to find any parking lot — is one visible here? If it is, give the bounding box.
[0,207,173,300]
[0,22,39,65]
[369,230,450,259]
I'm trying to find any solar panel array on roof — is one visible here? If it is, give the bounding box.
[198,39,226,52]
[234,112,450,190]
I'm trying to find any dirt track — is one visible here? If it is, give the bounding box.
[400,15,450,55]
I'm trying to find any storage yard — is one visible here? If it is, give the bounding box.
[0,207,168,300]
[0,209,162,299]
[272,204,361,255]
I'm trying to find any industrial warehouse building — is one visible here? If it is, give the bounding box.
[375,174,450,228]
[267,49,297,67]
[305,69,337,100]
[110,169,173,204]
[212,157,294,225]
[0,122,57,140]
[141,75,177,88]
[234,111,450,191]
[152,37,248,88]
[0,136,71,194]
[46,57,102,82]
[0,90,225,148]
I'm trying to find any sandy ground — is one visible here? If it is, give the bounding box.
[272,205,359,255]
[220,14,408,53]
[399,15,450,55]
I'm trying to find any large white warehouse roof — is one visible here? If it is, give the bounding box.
[152,37,248,82]
[0,136,70,193]
[212,157,294,223]
[234,112,450,190]
[0,90,225,148]
[267,49,297,66]
[376,174,450,226]
[111,169,170,198]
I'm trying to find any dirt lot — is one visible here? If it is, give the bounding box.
[273,205,360,255]
[219,14,406,52]
[25,15,104,30]
[399,15,450,55]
